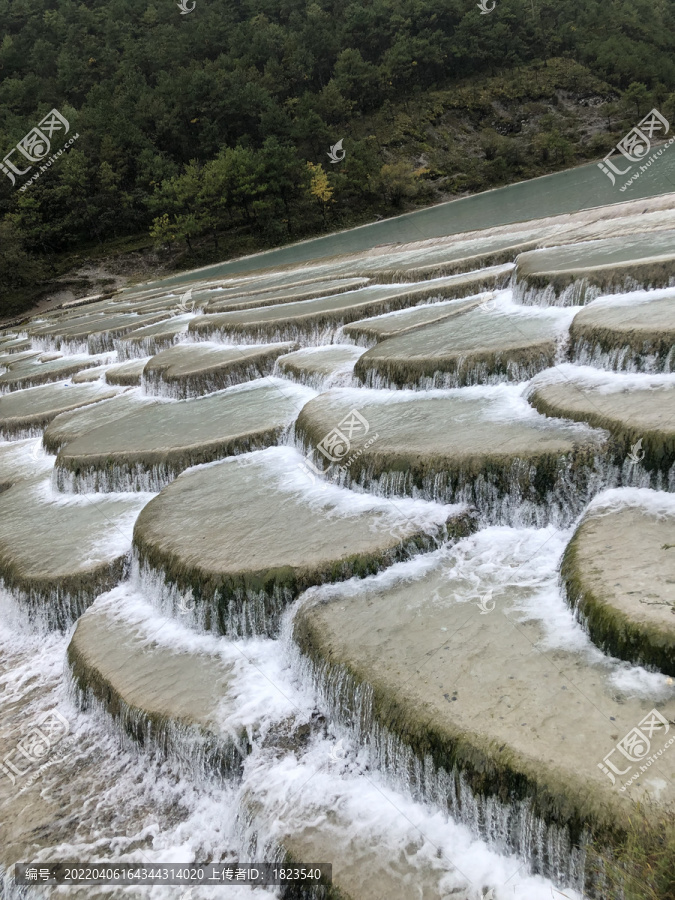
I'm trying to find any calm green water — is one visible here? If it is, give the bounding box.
[138,152,675,290]
[518,229,675,272]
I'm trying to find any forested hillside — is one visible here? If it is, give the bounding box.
[1,0,675,312]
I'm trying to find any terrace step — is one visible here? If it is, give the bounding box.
[26,310,173,353]
[0,353,110,393]
[55,378,315,492]
[341,294,484,347]
[528,366,675,488]
[42,391,151,453]
[0,475,149,628]
[67,589,248,777]
[293,532,675,886]
[513,231,675,306]
[132,445,469,636]
[295,386,609,527]
[104,357,149,386]
[142,341,297,398]
[569,291,675,372]
[114,314,193,360]
[205,276,369,313]
[189,267,512,345]
[0,382,120,440]
[275,345,365,390]
[561,489,675,675]
[353,300,570,389]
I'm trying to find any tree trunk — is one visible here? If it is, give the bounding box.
[282,194,292,234]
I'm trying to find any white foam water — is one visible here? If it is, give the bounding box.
[0,583,587,900]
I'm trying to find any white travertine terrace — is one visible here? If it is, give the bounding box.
[1,189,674,900]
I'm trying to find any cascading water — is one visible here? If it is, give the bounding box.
[512,277,606,308]
[357,356,556,391]
[3,210,675,900]
[286,645,588,890]
[572,340,675,374]
[290,426,623,529]
[54,458,189,494]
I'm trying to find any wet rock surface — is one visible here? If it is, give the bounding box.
[294,533,675,869]
[0,337,34,354]
[25,310,173,353]
[295,386,609,526]
[569,291,675,372]
[189,267,512,345]
[514,230,675,306]
[132,445,466,635]
[142,341,297,398]
[341,294,485,346]
[561,490,675,674]
[55,379,314,491]
[353,300,570,389]
[528,367,675,486]
[105,357,150,386]
[0,382,120,439]
[205,276,369,312]
[275,344,365,388]
[68,590,246,776]
[0,475,149,627]
[70,364,112,383]
[0,353,111,392]
[114,314,193,360]
[0,349,41,369]
[42,390,152,453]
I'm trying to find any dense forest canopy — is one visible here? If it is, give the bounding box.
[1,0,675,309]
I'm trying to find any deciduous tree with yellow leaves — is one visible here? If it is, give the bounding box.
[306,162,333,225]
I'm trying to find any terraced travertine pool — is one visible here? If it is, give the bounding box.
[1,189,675,900]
